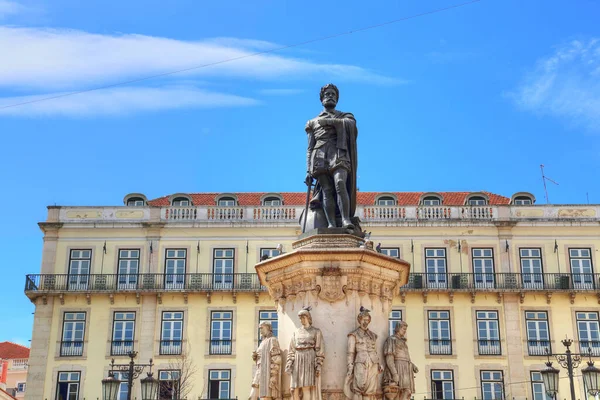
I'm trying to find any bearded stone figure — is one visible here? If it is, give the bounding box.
[249,322,282,400]
[382,321,419,400]
[285,307,325,400]
[344,307,382,400]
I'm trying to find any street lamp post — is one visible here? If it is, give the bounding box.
[102,351,159,400]
[541,338,600,400]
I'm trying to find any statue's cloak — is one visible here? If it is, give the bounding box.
[309,110,358,220]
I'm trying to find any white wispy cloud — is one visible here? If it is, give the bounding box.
[0,0,22,19]
[0,27,398,90]
[0,86,258,117]
[509,38,600,132]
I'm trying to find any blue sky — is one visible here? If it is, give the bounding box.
[0,0,599,344]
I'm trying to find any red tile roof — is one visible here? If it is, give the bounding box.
[0,342,29,360]
[148,191,510,206]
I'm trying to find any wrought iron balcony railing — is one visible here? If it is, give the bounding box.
[111,340,134,356]
[60,341,84,357]
[400,272,599,291]
[429,339,452,355]
[477,339,501,355]
[24,272,600,296]
[209,339,233,355]
[527,340,551,356]
[159,340,182,355]
[25,273,264,293]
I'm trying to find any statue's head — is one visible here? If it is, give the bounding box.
[259,321,273,338]
[320,83,339,109]
[298,307,313,327]
[394,320,408,337]
[357,308,372,329]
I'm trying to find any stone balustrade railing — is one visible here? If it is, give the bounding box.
[52,204,600,224]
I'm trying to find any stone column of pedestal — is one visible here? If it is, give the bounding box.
[256,234,410,400]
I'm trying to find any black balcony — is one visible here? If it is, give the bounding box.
[25,273,265,294]
[400,272,600,292]
[527,340,551,356]
[209,339,233,355]
[60,341,84,357]
[478,339,501,355]
[160,340,182,355]
[578,340,600,356]
[111,340,134,356]
[429,339,452,355]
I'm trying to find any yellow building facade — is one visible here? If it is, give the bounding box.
[24,191,600,400]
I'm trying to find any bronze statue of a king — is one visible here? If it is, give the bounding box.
[303,83,360,233]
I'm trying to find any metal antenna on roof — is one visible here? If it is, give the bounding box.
[540,164,558,204]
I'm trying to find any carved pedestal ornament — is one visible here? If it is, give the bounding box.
[285,307,325,400]
[382,322,418,400]
[249,322,282,400]
[317,267,346,303]
[344,307,382,400]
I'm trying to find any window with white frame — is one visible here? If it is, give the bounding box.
[16,382,26,393]
[476,311,500,355]
[68,249,91,290]
[468,196,487,206]
[473,248,495,288]
[258,310,278,339]
[117,249,139,289]
[218,197,236,206]
[159,370,181,400]
[214,249,234,289]
[428,311,451,355]
[208,369,231,399]
[480,371,504,400]
[160,311,183,355]
[127,197,145,206]
[171,197,189,206]
[111,371,129,400]
[211,311,233,355]
[376,196,395,206]
[531,371,553,400]
[56,371,80,400]
[423,196,441,206]
[569,249,594,289]
[514,196,532,205]
[526,311,550,356]
[61,312,85,356]
[576,312,600,356]
[431,370,454,399]
[520,249,543,288]
[425,248,447,288]
[165,249,186,290]
[260,248,280,261]
[389,310,402,336]
[262,196,282,206]
[381,248,400,258]
[112,312,135,355]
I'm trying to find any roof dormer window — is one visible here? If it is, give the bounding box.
[511,192,535,205]
[218,197,237,207]
[172,197,190,206]
[468,196,487,206]
[376,196,396,206]
[127,198,145,207]
[262,196,282,206]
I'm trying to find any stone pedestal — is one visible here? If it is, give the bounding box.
[256,234,410,400]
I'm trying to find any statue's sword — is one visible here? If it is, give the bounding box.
[302,177,313,233]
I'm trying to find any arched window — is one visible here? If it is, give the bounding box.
[376,196,396,206]
[218,197,237,207]
[263,196,282,206]
[467,196,487,206]
[172,197,190,206]
[127,197,145,207]
[511,193,535,205]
